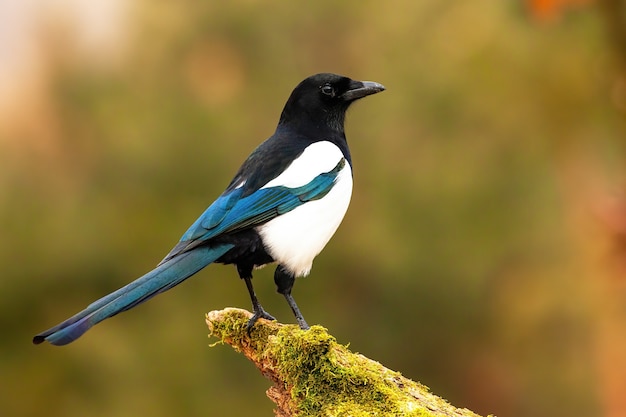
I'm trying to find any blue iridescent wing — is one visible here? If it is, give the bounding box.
[160,159,345,263]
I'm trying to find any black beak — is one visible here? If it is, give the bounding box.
[341,80,386,101]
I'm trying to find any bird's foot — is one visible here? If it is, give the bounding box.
[295,315,310,330]
[246,307,276,333]
[282,293,310,330]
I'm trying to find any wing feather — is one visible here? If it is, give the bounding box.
[159,158,345,264]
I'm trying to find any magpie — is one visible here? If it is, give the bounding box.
[33,73,385,346]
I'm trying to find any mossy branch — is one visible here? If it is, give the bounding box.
[206,308,488,417]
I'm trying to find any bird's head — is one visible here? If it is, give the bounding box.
[278,73,385,133]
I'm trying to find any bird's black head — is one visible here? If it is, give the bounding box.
[278,73,385,133]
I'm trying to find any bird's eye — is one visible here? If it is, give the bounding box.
[320,84,335,97]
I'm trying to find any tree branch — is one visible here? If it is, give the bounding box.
[206,308,487,417]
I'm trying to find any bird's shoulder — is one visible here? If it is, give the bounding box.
[226,128,350,197]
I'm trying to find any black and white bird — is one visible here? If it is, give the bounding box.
[33,73,385,346]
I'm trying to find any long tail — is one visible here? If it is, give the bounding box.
[33,244,233,346]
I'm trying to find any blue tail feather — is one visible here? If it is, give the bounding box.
[33,244,233,346]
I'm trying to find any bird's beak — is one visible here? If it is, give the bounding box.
[341,80,386,101]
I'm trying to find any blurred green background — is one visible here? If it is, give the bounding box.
[2,1,626,416]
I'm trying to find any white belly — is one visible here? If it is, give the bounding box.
[255,141,353,277]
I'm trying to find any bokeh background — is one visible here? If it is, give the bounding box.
[2,1,626,416]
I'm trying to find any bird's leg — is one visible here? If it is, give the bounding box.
[274,266,310,330]
[237,265,275,331]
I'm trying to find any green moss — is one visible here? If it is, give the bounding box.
[207,309,482,417]
[206,308,278,356]
[264,325,432,416]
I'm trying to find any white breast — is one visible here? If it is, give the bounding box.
[256,141,353,277]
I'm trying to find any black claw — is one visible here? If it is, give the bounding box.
[296,318,310,330]
[293,308,309,330]
[246,307,276,333]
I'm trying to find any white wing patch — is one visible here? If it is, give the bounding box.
[256,141,352,277]
[261,141,345,189]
